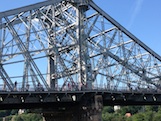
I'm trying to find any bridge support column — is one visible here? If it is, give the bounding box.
[43,95,103,121]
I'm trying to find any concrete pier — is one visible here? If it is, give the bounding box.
[43,95,103,121]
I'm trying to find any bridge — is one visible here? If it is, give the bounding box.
[0,0,161,120]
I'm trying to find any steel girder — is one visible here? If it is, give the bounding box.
[0,91,160,110]
[0,0,161,92]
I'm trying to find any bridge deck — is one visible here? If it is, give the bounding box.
[0,90,160,110]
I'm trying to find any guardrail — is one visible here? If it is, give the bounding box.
[0,83,160,94]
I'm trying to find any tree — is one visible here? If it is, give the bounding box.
[12,115,23,121]
[102,112,113,121]
[10,109,18,115]
[145,106,158,112]
[132,113,145,121]
[144,111,154,121]
[0,110,12,117]
[117,106,142,115]
[102,106,114,114]
[153,112,161,121]
[11,113,43,121]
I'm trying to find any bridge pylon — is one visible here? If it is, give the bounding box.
[42,95,103,121]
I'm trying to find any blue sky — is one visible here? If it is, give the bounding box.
[0,0,161,55]
[94,0,161,56]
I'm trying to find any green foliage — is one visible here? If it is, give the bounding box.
[12,113,43,121]
[0,105,160,121]
[0,110,12,117]
[12,115,23,121]
[126,117,133,121]
[158,106,161,113]
[102,112,113,121]
[145,106,158,112]
[144,111,154,121]
[102,112,127,121]
[102,105,161,121]
[153,112,161,121]
[10,109,18,115]
[0,110,18,118]
[102,106,114,114]
[117,106,142,115]
[132,113,145,121]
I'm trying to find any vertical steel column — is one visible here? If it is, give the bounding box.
[0,18,4,90]
[22,11,31,91]
[47,5,58,90]
[0,17,2,66]
[77,0,93,90]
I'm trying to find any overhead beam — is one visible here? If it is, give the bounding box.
[0,0,63,18]
[89,1,161,62]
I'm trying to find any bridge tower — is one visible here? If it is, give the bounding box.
[47,0,93,90]
[45,0,102,120]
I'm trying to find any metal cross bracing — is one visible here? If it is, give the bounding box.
[0,0,161,93]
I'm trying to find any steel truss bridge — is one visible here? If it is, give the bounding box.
[0,0,161,120]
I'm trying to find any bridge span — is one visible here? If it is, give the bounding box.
[0,0,161,120]
[0,90,161,110]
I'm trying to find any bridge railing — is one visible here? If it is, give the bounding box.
[0,83,160,94]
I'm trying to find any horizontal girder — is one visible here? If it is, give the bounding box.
[0,90,160,110]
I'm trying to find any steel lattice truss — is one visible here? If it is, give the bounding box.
[0,0,161,92]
